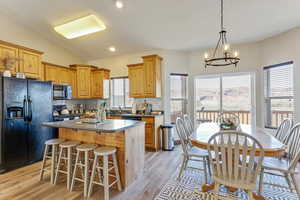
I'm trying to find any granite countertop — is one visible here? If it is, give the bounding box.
[42,119,145,133]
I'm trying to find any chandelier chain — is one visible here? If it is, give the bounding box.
[221,0,224,31]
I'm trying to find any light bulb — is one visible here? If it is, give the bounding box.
[223,44,230,51]
[234,51,239,57]
[109,46,116,52]
[204,52,209,59]
[115,0,124,9]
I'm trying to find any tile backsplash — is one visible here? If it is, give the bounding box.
[53,98,163,111]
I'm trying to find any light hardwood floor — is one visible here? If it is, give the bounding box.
[1,146,300,200]
[0,147,182,200]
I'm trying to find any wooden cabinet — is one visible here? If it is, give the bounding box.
[107,115,122,120]
[76,66,91,98]
[142,115,164,151]
[91,68,110,98]
[0,43,19,75]
[142,55,162,98]
[127,55,162,98]
[44,63,59,84]
[128,63,144,98]
[70,65,110,99]
[19,49,42,79]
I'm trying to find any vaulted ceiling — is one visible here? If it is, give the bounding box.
[0,0,299,61]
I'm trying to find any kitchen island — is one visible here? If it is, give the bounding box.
[42,119,145,188]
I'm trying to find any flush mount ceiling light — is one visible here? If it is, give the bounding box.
[204,0,240,69]
[54,15,106,39]
[109,46,116,52]
[115,0,124,9]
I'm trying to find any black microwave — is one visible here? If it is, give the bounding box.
[53,85,72,100]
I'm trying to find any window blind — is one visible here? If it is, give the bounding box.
[264,61,294,128]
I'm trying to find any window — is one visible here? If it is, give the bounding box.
[264,61,294,128]
[195,73,253,126]
[110,77,133,108]
[170,73,188,123]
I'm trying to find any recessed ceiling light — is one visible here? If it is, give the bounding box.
[115,0,124,9]
[54,15,106,39]
[109,46,116,52]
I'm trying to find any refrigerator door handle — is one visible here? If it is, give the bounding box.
[23,96,28,122]
[28,96,33,122]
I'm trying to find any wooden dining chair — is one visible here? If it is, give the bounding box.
[274,119,293,145]
[258,123,300,199]
[207,131,264,200]
[175,117,210,183]
[183,114,194,137]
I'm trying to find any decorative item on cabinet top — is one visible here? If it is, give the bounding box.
[127,54,162,98]
[0,40,43,79]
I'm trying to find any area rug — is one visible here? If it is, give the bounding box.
[154,168,298,200]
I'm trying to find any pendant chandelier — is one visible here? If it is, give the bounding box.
[204,0,240,68]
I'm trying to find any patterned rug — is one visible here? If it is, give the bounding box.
[154,168,299,200]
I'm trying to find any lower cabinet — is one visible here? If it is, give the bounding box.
[142,116,164,151]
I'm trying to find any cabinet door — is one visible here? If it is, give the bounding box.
[145,124,154,145]
[45,65,59,84]
[70,69,77,98]
[143,59,155,97]
[0,44,19,74]
[60,68,72,85]
[19,50,41,79]
[91,71,103,98]
[76,67,91,98]
[128,65,144,98]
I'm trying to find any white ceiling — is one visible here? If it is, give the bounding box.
[1,0,300,61]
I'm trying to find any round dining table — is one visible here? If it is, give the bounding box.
[190,123,286,200]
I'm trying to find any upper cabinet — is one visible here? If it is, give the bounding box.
[0,43,19,75]
[128,55,162,98]
[128,63,144,98]
[44,62,73,86]
[91,68,110,99]
[70,65,110,99]
[19,49,42,79]
[0,40,43,79]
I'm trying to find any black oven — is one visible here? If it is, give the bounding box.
[53,85,72,100]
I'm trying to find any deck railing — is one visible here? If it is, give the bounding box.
[196,110,293,128]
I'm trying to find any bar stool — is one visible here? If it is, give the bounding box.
[39,138,65,184]
[54,140,81,190]
[88,146,122,200]
[70,143,98,197]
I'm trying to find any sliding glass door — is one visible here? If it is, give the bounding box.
[195,73,255,126]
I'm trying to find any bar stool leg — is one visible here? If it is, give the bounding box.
[39,144,49,181]
[84,151,89,197]
[88,155,99,197]
[51,144,58,184]
[66,147,71,190]
[112,153,122,191]
[70,151,80,192]
[103,155,109,200]
[54,147,64,184]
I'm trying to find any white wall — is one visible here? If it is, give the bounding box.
[0,12,83,66]
[260,27,300,123]
[88,50,189,123]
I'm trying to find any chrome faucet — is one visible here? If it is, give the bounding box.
[118,106,122,114]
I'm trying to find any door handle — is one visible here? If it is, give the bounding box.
[28,96,32,122]
[23,96,28,121]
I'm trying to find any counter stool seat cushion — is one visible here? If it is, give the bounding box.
[60,141,81,148]
[94,146,117,156]
[45,138,65,145]
[76,144,98,151]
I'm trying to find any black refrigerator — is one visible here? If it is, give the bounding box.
[0,77,55,173]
